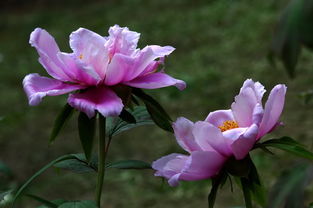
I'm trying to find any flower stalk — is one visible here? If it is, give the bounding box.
[95,115,106,207]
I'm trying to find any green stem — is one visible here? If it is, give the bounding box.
[241,178,253,208]
[95,115,106,207]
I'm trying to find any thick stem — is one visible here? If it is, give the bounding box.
[240,178,253,208]
[95,115,106,207]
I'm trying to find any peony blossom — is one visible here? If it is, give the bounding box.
[152,79,286,186]
[23,25,186,118]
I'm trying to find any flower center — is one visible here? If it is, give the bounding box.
[218,120,239,132]
[79,54,83,59]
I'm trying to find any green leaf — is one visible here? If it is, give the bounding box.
[107,106,154,137]
[208,171,228,208]
[26,194,58,208]
[37,199,68,208]
[132,88,173,133]
[119,108,136,123]
[256,136,313,160]
[105,160,151,169]
[12,155,77,206]
[58,200,97,208]
[54,154,97,173]
[50,104,74,144]
[78,112,96,162]
[240,178,253,208]
[267,163,312,208]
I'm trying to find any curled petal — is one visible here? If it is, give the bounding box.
[230,124,258,160]
[23,73,84,106]
[123,72,186,90]
[205,109,234,127]
[128,45,175,80]
[69,28,107,80]
[240,79,266,103]
[178,151,226,183]
[30,28,72,81]
[258,84,287,139]
[172,117,201,153]
[152,153,189,186]
[107,25,140,56]
[193,121,232,156]
[68,86,124,118]
[231,87,258,127]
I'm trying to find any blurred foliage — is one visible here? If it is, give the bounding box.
[0,0,313,207]
[270,0,313,78]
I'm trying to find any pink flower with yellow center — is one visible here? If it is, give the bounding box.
[23,25,186,118]
[153,79,287,186]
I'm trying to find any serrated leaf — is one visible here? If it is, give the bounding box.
[78,112,96,162]
[12,155,77,206]
[132,88,173,133]
[58,200,97,208]
[105,160,151,169]
[50,104,74,144]
[54,154,97,173]
[107,106,154,137]
[26,194,58,208]
[267,163,313,208]
[256,136,313,160]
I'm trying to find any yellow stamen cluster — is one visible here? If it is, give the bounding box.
[218,120,239,132]
[79,54,83,59]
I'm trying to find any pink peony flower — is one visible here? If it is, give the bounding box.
[152,79,286,186]
[23,25,186,118]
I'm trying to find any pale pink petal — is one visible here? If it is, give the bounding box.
[69,28,107,80]
[172,117,201,153]
[104,53,135,85]
[252,103,264,126]
[57,52,98,85]
[68,86,124,118]
[222,127,247,142]
[231,87,258,127]
[193,121,232,156]
[128,45,175,80]
[205,109,234,127]
[29,28,72,82]
[257,84,287,139]
[240,79,266,103]
[23,73,84,106]
[230,124,258,160]
[152,153,188,180]
[123,72,186,90]
[106,25,140,56]
[179,151,226,182]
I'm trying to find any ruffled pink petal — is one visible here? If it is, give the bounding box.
[123,72,186,90]
[222,127,247,142]
[231,87,258,127]
[230,124,258,160]
[127,45,175,80]
[205,109,234,128]
[172,117,201,153]
[179,151,226,182]
[257,84,287,139]
[193,121,232,156]
[69,28,107,80]
[152,153,189,186]
[106,25,140,56]
[29,28,72,82]
[104,53,135,85]
[23,73,84,106]
[57,52,99,85]
[68,86,124,118]
[240,79,266,103]
[252,103,264,126]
